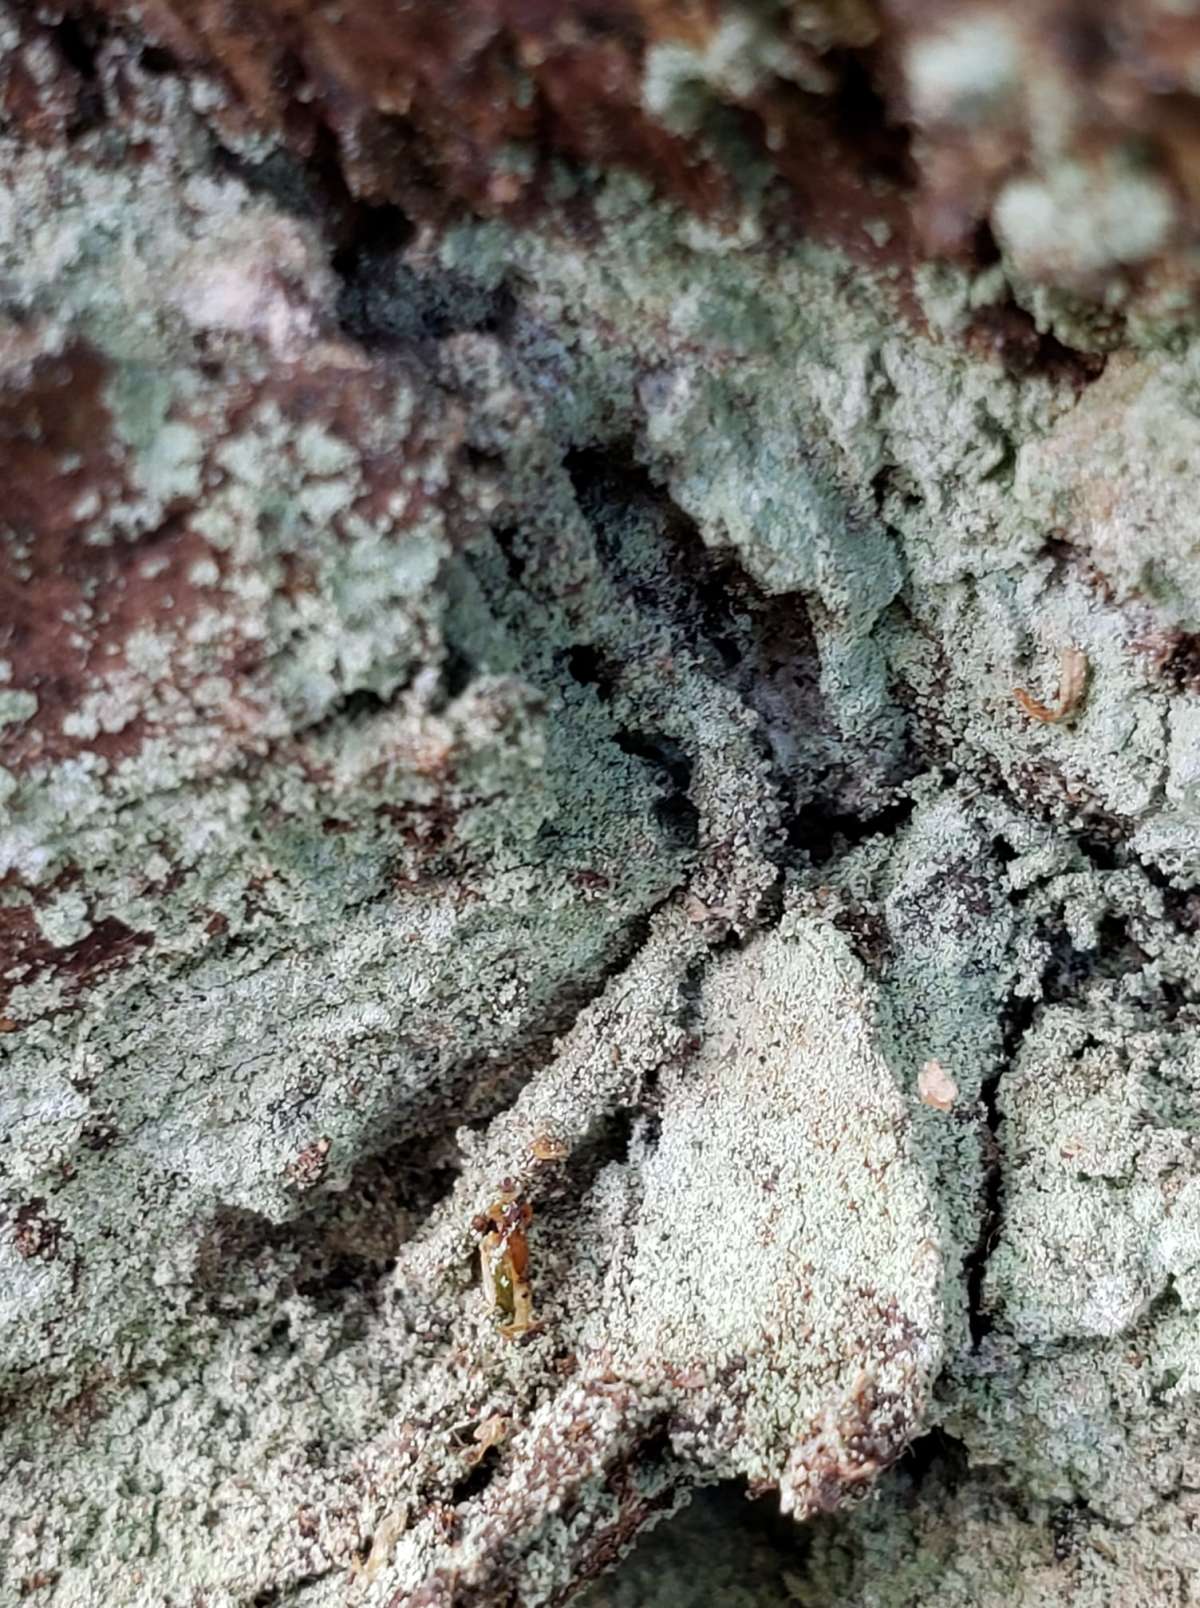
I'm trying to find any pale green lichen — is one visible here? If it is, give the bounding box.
[0,687,37,727]
[905,11,1023,125]
[994,157,1178,284]
[5,35,1200,1608]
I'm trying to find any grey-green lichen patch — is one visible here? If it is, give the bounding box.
[416,167,1200,1600]
[905,11,1023,127]
[1,916,702,1608]
[432,167,1192,838]
[985,1004,1200,1344]
[643,13,803,138]
[796,787,1019,1360]
[1015,348,1200,632]
[1,106,708,1432]
[993,156,1179,286]
[778,1457,1200,1607]
[0,687,38,727]
[329,913,943,1605]
[616,915,944,1503]
[7,37,1200,1608]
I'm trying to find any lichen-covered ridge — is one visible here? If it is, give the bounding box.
[5,7,1200,1605]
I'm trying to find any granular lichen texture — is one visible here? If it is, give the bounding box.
[4,2,1200,1604]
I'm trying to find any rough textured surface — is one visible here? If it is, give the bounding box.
[5,3,1200,1605]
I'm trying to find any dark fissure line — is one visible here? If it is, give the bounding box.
[786,793,916,867]
[965,985,1033,1346]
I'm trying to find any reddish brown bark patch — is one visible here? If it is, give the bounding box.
[0,882,154,1020]
[11,1198,65,1262]
[0,7,92,142]
[59,0,1200,312]
[0,341,219,771]
[0,334,467,781]
[84,0,831,221]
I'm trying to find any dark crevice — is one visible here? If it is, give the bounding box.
[1052,10,1113,76]
[1145,875,1200,952]
[330,687,388,722]
[1044,795,1132,861]
[137,43,177,75]
[293,683,394,744]
[966,989,1035,1345]
[788,794,916,866]
[473,281,518,338]
[964,288,1109,387]
[492,524,527,586]
[636,1109,662,1153]
[294,1255,386,1315]
[979,430,1018,486]
[50,13,104,80]
[330,200,416,278]
[970,219,1004,268]
[1050,1502,1087,1563]
[895,1426,972,1499]
[564,1104,642,1182]
[614,731,700,850]
[563,435,910,837]
[870,462,924,524]
[565,643,620,699]
[1021,827,1200,1016]
[251,1573,324,1608]
[208,125,500,357]
[335,219,515,348]
[825,48,915,191]
[989,831,1019,865]
[563,444,665,541]
[1037,921,1108,1005]
[613,731,692,790]
[693,566,747,668]
[212,125,356,230]
[194,1133,460,1334]
[1156,630,1200,695]
[565,440,742,643]
[451,1446,504,1507]
[48,8,108,134]
[919,217,1110,384]
[440,645,474,701]
[629,946,712,1159]
[824,894,892,973]
[463,443,505,475]
[1144,1274,1184,1327]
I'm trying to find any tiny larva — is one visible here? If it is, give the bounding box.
[474,1187,537,1340]
[1014,645,1088,725]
